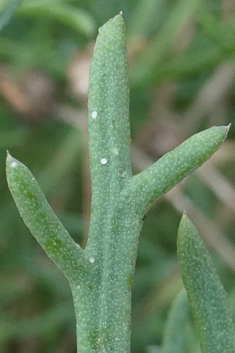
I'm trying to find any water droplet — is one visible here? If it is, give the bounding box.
[100,158,108,165]
[89,257,95,263]
[91,111,98,119]
[11,161,18,168]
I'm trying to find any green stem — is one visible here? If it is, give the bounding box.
[73,14,133,353]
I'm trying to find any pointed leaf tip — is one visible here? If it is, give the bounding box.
[6,150,12,160]
[211,125,230,141]
[6,153,20,172]
[182,211,187,218]
[227,123,231,131]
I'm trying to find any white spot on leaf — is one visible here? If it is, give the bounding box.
[91,111,98,119]
[89,257,95,263]
[100,158,108,165]
[11,161,18,168]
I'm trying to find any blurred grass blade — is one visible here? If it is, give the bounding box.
[154,45,221,84]
[0,0,23,31]
[131,0,202,87]
[17,2,95,37]
[128,0,165,38]
[162,289,190,353]
[177,214,235,353]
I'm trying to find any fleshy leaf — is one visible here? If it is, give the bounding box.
[6,152,85,282]
[177,214,235,353]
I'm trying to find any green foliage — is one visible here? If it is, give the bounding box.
[6,152,85,281]
[17,1,95,37]
[131,0,203,87]
[178,214,235,353]
[1,1,235,352]
[6,13,231,353]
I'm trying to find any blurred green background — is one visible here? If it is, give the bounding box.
[1,0,235,352]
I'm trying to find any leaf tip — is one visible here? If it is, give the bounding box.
[217,124,231,139]
[182,211,187,218]
[179,212,189,227]
[178,213,195,247]
[6,150,13,166]
[226,122,231,133]
[6,149,11,158]
[6,152,20,174]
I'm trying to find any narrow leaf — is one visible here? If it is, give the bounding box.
[6,153,85,282]
[17,2,95,37]
[87,13,132,248]
[88,13,132,186]
[129,125,229,215]
[177,214,235,353]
